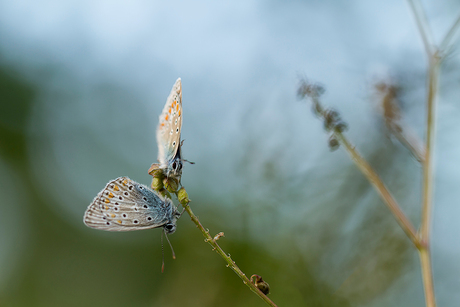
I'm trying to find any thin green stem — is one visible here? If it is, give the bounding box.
[178,195,278,307]
[333,132,422,249]
[406,0,435,56]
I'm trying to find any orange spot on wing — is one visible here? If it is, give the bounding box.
[104,198,110,204]
[178,110,181,116]
[104,205,109,210]
[176,105,179,111]
[165,114,169,121]
[111,214,116,218]
[161,123,165,127]
[168,108,172,114]
[108,192,114,198]
[123,179,128,185]
[113,185,119,191]
[172,101,176,107]
[117,220,122,224]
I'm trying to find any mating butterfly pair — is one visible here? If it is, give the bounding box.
[84,78,188,234]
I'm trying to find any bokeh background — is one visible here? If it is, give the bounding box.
[1,0,459,306]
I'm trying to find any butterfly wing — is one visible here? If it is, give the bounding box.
[84,177,178,232]
[155,78,183,170]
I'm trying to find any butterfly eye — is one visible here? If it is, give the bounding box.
[165,224,174,230]
[172,162,177,169]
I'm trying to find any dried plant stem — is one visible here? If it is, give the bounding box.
[418,14,460,307]
[391,126,425,163]
[333,132,421,248]
[418,53,440,307]
[177,194,278,307]
[406,0,434,56]
[439,13,460,54]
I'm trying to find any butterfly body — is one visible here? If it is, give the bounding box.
[149,78,186,181]
[84,177,180,233]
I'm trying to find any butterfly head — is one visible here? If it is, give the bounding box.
[163,207,181,234]
[165,159,183,180]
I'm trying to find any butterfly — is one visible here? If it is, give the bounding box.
[149,78,192,181]
[83,177,180,233]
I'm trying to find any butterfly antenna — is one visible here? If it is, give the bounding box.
[182,159,195,165]
[161,230,165,273]
[165,232,176,260]
[179,140,195,165]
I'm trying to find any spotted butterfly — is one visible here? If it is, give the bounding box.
[148,78,189,181]
[84,177,180,233]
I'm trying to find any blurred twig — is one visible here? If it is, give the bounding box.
[406,0,434,56]
[406,1,453,305]
[439,13,460,56]
[375,81,426,163]
[298,81,421,249]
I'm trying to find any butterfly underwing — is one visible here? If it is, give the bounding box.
[148,78,186,181]
[84,177,180,233]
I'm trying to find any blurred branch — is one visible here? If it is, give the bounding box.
[151,174,278,307]
[439,13,460,57]
[298,80,421,249]
[419,48,441,307]
[334,133,421,248]
[406,0,435,56]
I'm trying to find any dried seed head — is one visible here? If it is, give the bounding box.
[311,102,323,117]
[334,121,348,133]
[323,108,340,131]
[328,135,340,151]
[297,78,325,99]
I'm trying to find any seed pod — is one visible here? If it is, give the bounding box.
[251,274,270,295]
[163,177,179,193]
[177,187,190,205]
[148,166,164,178]
[151,177,164,191]
[328,135,340,151]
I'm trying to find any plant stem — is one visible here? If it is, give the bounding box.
[418,53,440,307]
[439,13,460,54]
[406,0,434,56]
[333,132,421,249]
[421,57,439,243]
[178,196,278,307]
